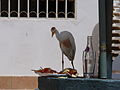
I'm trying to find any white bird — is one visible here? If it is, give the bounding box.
[51,27,76,70]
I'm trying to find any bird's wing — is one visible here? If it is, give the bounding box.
[59,31,76,61]
[69,36,76,61]
[60,38,75,60]
[60,31,76,50]
[61,39,72,48]
[60,40,71,57]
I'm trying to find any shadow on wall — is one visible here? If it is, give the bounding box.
[92,23,120,79]
[92,23,99,77]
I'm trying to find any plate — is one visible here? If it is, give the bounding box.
[36,72,67,77]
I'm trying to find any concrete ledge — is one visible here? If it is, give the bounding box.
[38,77,120,90]
[0,89,35,90]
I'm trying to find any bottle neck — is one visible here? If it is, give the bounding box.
[84,36,92,52]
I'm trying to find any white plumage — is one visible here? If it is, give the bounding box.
[51,27,76,70]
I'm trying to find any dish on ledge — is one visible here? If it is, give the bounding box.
[36,72,67,77]
[31,67,79,77]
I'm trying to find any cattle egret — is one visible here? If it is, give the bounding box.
[51,27,76,70]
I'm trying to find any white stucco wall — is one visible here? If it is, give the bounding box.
[0,0,98,76]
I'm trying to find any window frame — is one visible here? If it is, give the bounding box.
[0,0,77,19]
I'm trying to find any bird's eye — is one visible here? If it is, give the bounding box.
[51,29,53,32]
[51,28,55,32]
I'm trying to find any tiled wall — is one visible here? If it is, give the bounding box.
[0,76,38,89]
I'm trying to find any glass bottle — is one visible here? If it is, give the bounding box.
[83,36,95,78]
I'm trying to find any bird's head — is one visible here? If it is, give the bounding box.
[51,27,56,37]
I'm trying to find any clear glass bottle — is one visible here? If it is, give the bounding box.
[83,36,95,78]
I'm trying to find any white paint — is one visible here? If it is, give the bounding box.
[0,0,98,76]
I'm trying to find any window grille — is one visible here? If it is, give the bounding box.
[112,0,120,60]
[0,0,76,18]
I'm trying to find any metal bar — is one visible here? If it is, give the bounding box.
[65,0,67,18]
[37,0,39,18]
[8,0,10,18]
[99,0,113,79]
[74,0,76,18]
[56,0,58,18]
[46,0,48,18]
[27,0,29,18]
[18,0,20,17]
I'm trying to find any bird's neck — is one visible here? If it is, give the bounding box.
[55,30,61,41]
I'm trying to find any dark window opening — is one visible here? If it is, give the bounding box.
[20,0,27,17]
[49,11,56,17]
[39,0,46,17]
[1,0,8,17]
[30,0,37,17]
[39,11,46,17]
[58,0,65,18]
[20,11,27,17]
[48,0,56,18]
[67,0,75,18]
[10,0,18,17]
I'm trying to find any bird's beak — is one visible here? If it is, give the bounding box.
[52,32,55,37]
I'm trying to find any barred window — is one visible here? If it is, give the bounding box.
[0,0,75,18]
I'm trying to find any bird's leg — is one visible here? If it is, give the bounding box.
[71,61,75,69]
[62,52,64,70]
